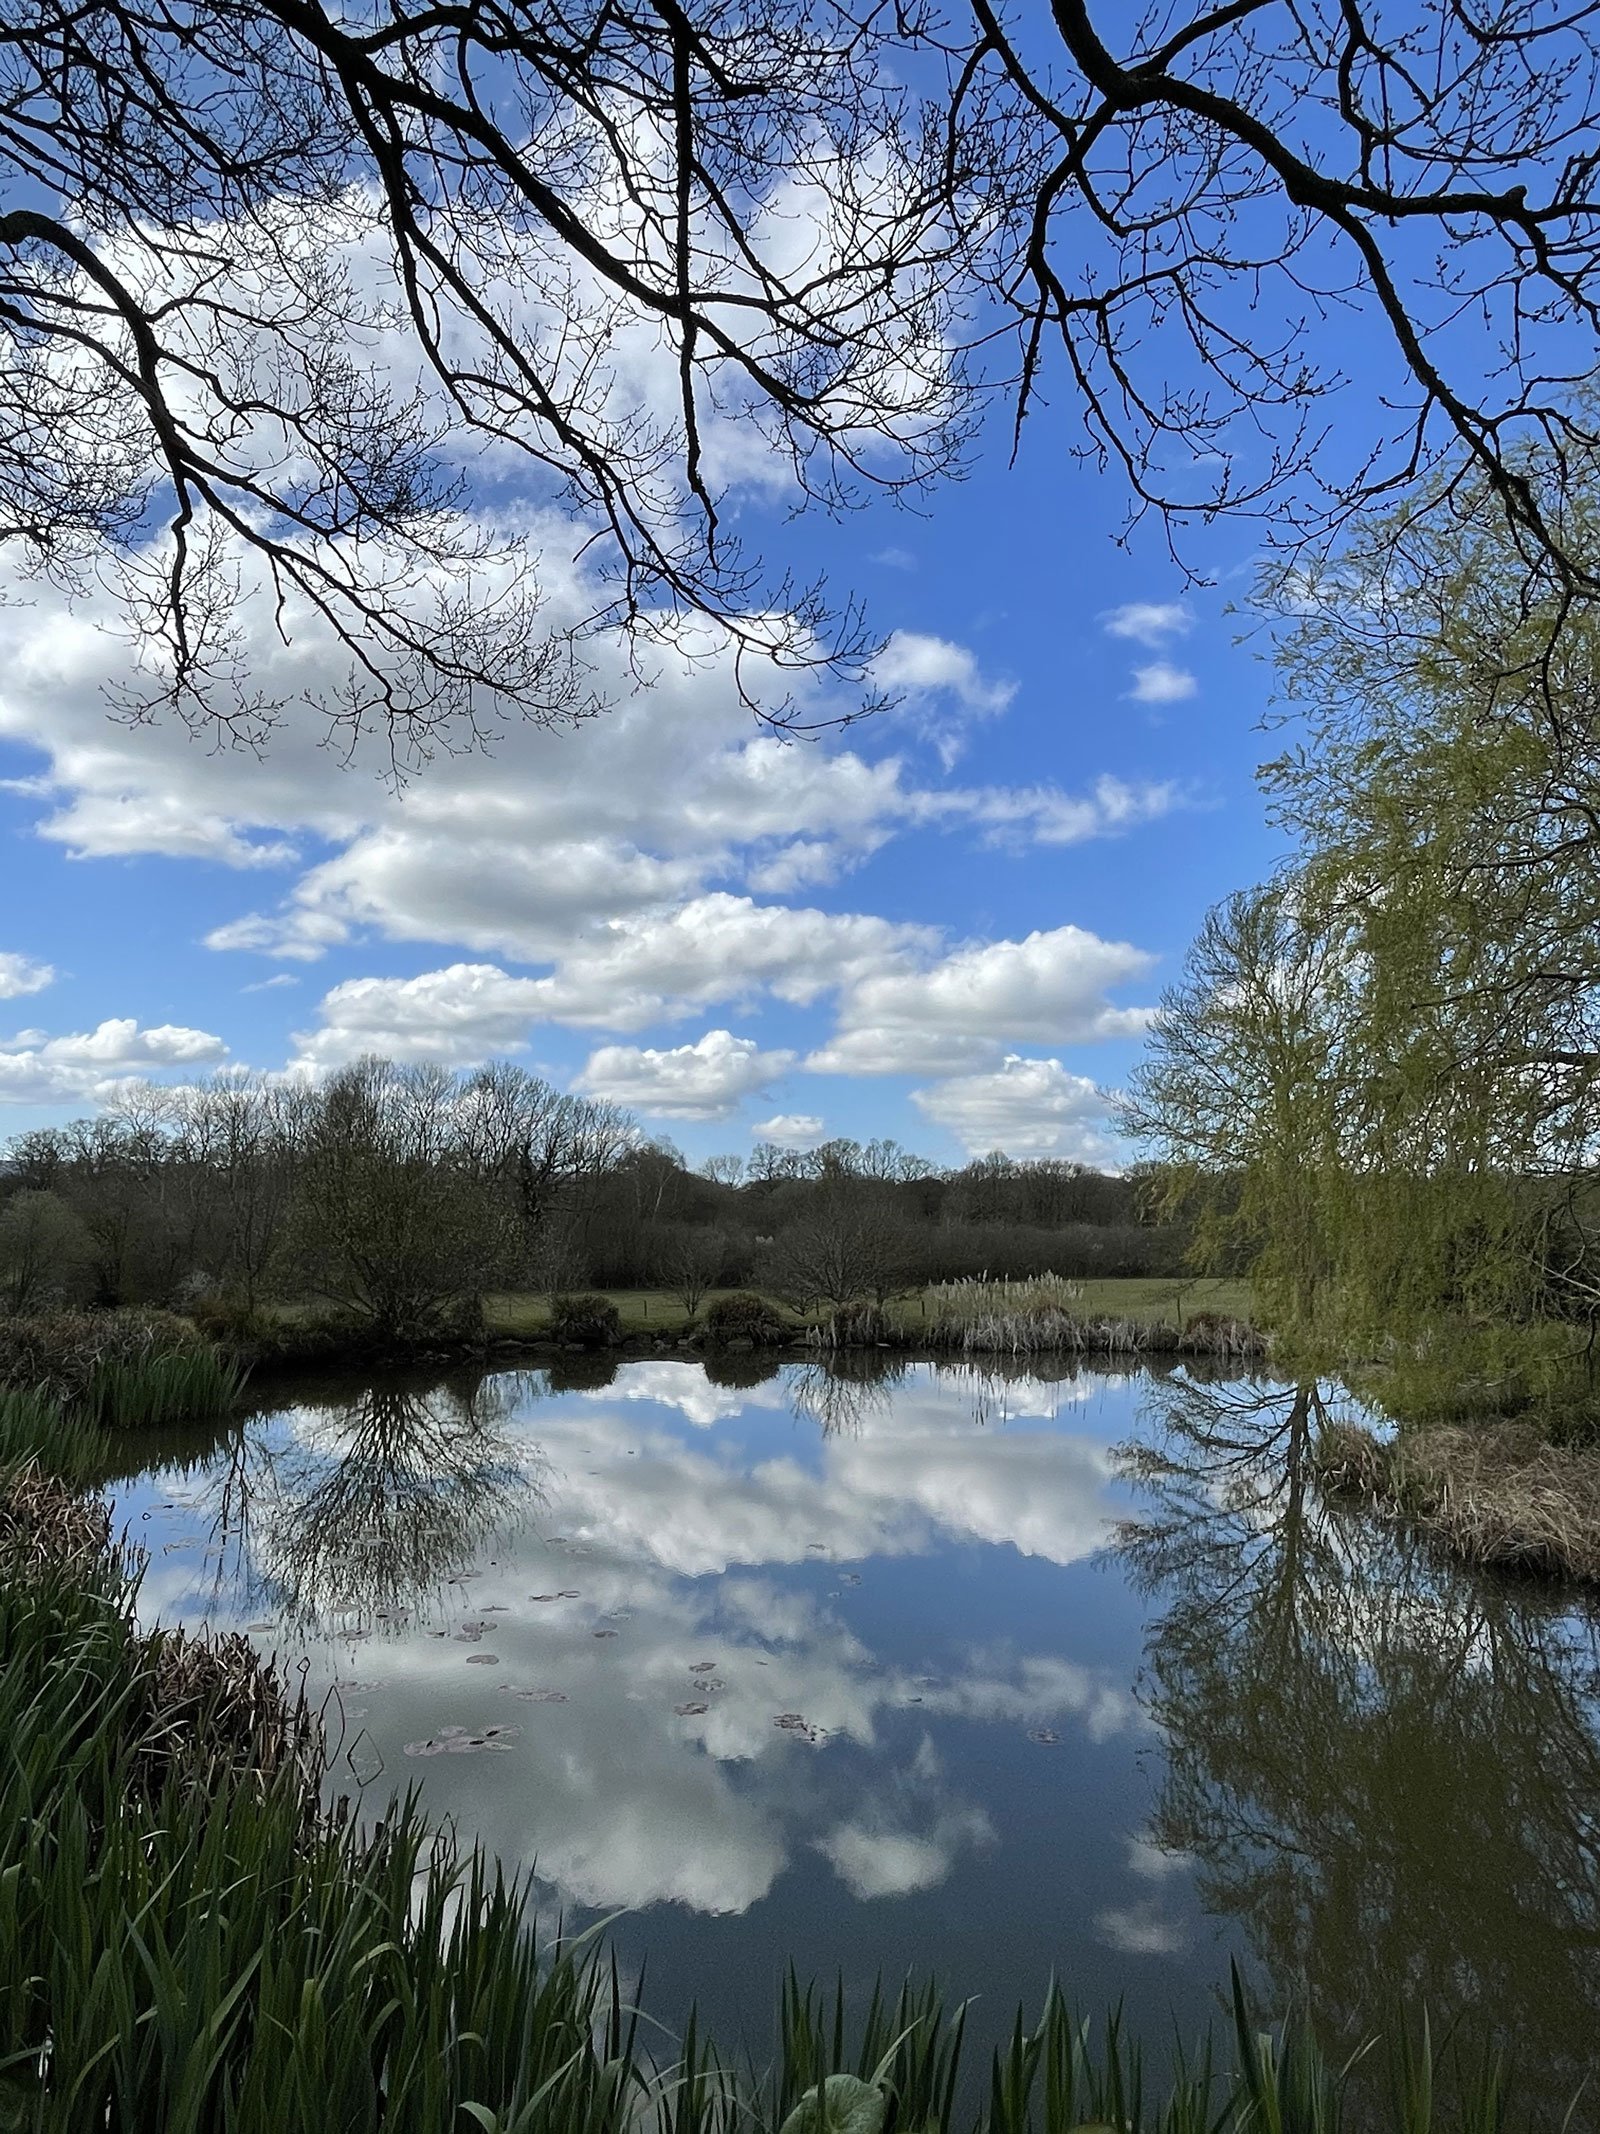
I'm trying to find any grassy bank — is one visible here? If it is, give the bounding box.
[0,1384,1557,2131]
[484,1277,1257,1350]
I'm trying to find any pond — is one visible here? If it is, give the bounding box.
[106,1354,1600,2113]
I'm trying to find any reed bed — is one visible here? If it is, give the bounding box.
[919,1281,1267,1362]
[1316,1418,1600,1584]
[0,1307,249,1429]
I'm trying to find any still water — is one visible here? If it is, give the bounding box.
[106,1354,1600,2105]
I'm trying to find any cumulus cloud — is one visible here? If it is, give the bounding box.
[575,1030,794,1120]
[1126,660,1197,705]
[291,964,549,1069]
[911,1056,1119,1160]
[0,1018,228,1103]
[0,953,54,999]
[1101,601,1193,648]
[809,926,1154,1079]
[752,1113,826,1148]
[871,630,1014,713]
[816,1805,995,1900]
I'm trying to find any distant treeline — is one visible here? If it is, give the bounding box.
[0,1059,1182,1340]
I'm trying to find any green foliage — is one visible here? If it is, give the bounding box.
[699,1291,788,1346]
[0,1387,105,1487]
[78,1345,248,1430]
[548,1293,624,1347]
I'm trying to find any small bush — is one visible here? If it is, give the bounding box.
[699,1290,787,1346]
[549,1293,623,1347]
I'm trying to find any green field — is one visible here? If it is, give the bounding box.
[485,1275,1254,1343]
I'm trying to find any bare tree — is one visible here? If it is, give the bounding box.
[0,0,968,758]
[763,1182,912,1308]
[654,1222,726,1314]
[942,2,1600,588]
[6,0,1600,772]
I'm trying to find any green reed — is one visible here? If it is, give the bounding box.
[77,1343,248,1431]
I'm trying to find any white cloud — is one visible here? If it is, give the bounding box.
[871,630,1014,714]
[292,964,548,1069]
[911,1056,1120,1161]
[1126,660,1197,705]
[816,1805,995,1900]
[0,1018,228,1104]
[575,1030,794,1120]
[1101,601,1193,648]
[0,953,54,999]
[809,926,1154,1079]
[752,1113,826,1148]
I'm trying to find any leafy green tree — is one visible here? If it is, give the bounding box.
[1118,884,1350,1329]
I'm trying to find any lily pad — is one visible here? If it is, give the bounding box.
[592,1628,618,1639]
[675,1701,709,1716]
[500,1686,568,1703]
[689,1660,717,1673]
[777,2074,889,2134]
[465,1652,500,1665]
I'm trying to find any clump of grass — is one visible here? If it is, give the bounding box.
[809,1302,895,1349]
[79,1342,248,1429]
[0,1384,107,1485]
[1316,1418,1600,1583]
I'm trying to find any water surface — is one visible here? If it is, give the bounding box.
[107,1355,1600,2108]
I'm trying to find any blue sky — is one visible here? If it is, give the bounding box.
[0,378,1287,1166]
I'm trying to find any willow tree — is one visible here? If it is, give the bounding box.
[1260,460,1600,1341]
[1118,883,1351,1330]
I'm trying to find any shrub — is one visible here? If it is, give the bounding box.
[549,1293,622,1347]
[699,1290,787,1346]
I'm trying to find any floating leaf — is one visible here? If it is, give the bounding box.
[778,2074,889,2134]
[592,1629,618,1640]
[675,1702,709,1717]
[499,1686,568,1703]
[689,1661,717,1673]
[465,1653,500,1665]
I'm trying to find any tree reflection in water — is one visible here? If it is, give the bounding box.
[208,1375,543,1631]
[1117,1374,1600,2119]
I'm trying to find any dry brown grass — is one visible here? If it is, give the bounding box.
[0,1456,113,1577]
[0,1452,321,1795]
[1316,1419,1600,1583]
